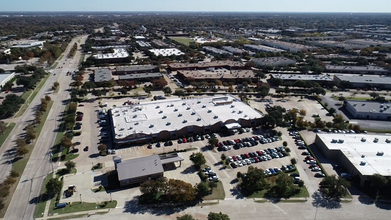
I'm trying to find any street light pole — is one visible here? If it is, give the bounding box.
[80,194,82,203]
[110,192,112,202]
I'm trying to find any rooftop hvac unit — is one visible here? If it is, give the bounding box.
[331,139,337,143]
[208,110,212,113]
[166,122,171,126]
[338,139,344,143]
[377,151,384,156]
[178,114,182,117]
[386,139,391,143]
[360,161,366,166]
[183,120,187,123]
[374,138,379,143]
[197,118,201,121]
[214,115,218,119]
[149,124,154,128]
[202,105,206,108]
[162,116,167,119]
[159,110,163,114]
[361,138,366,142]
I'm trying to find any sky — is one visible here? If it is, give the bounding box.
[1,0,391,12]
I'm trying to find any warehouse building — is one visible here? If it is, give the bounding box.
[249,38,317,52]
[251,57,296,67]
[345,101,391,120]
[315,134,391,186]
[203,46,232,56]
[94,68,112,83]
[271,74,333,83]
[109,95,264,145]
[0,72,15,89]
[325,65,390,75]
[177,69,256,82]
[167,60,245,71]
[93,48,130,63]
[114,65,159,75]
[149,48,184,57]
[334,75,391,89]
[243,44,285,53]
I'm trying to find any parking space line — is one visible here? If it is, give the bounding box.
[271,203,287,215]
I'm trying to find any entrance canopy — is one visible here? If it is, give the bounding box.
[225,123,241,130]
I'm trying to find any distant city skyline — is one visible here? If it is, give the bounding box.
[1,0,391,12]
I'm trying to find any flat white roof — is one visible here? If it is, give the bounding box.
[149,48,184,57]
[111,95,263,141]
[93,48,129,59]
[317,134,391,177]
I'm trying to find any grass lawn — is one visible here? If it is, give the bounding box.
[50,211,109,220]
[91,186,106,193]
[52,62,59,69]
[54,85,60,93]
[34,175,53,218]
[16,74,50,117]
[364,128,391,133]
[20,90,33,100]
[79,54,85,66]
[169,37,194,46]
[0,123,15,148]
[203,181,225,200]
[56,168,77,177]
[49,199,117,215]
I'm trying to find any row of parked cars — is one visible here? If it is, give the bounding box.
[229,146,288,168]
[218,134,280,152]
[177,133,218,144]
[289,131,325,178]
[202,167,219,182]
[265,165,295,175]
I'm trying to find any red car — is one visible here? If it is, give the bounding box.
[244,153,250,158]
[182,138,187,143]
[257,151,263,156]
[234,139,240,143]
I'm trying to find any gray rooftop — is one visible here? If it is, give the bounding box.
[116,65,157,73]
[117,155,163,181]
[334,75,391,85]
[118,72,162,80]
[93,48,129,60]
[251,57,296,66]
[94,69,112,82]
[317,134,391,177]
[244,44,285,52]
[326,65,389,73]
[347,101,391,114]
[203,46,232,55]
[272,74,333,82]
[0,73,14,83]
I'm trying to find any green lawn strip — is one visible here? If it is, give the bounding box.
[79,54,85,65]
[49,211,109,220]
[169,37,194,46]
[254,200,267,203]
[203,181,225,200]
[54,85,60,94]
[56,168,77,177]
[91,186,106,193]
[61,153,79,162]
[49,200,117,215]
[0,123,15,148]
[364,128,391,133]
[340,199,353,203]
[16,74,50,117]
[277,199,307,203]
[12,101,53,175]
[21,90,33,100]
[51,62,59,69]
[34,175,53,218]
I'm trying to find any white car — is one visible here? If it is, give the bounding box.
[236,161,243,167]
[311,167,321,172]
[245,159,252,165]
[306,160,317,164]
[228,156,234,163]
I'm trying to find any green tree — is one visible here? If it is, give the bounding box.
[275,172,294,194]
[46,178,63,196]
[240,166,269,196]
[196,181,210,197]
[319,175,350,198]
[162,86,172,94]
[207,212,230,220]
[98,144,107,152]
[16,146,29,157]
[290,158,297,165]
[329,108,336,115]
[208,137,219,147]
[282,141,288,147]
[221,154,227,161]
[65,161,76,171]
[177,214,196,220]
[189,152,206,168]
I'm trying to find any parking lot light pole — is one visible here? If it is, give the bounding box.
[80,194,82,203]
[110,192,112,202]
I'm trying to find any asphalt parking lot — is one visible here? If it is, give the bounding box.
[250,96,333,123]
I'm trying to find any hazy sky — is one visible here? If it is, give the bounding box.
[1,0,391,12]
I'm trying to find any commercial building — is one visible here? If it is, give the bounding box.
[249,38,317,52]
[334,75,391,89]
[315,133,391,186]
[314,54,377,61]
[345,101,391,120]
[94,69,112,83]
[243,44,285,53]
[114,65,159,75]
[11,41,44,49]
[115,153,184,186]
[0,72,15,89]
[222,46,247,55]
[93,48,129,63]
[167,60,245,71]
[271,74,333,83]
[251,57,296,67]
[312,41,368,49]
[203,46,232,56]
[149,48,184,57]
[118,72,162,81]
[325,65,390,75]
[109,95,264,145]
[91,45,131,51]
[177,69,256,82]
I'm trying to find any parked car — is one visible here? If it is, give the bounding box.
[314,172,326,177]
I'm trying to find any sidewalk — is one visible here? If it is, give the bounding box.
[36,208,111,220]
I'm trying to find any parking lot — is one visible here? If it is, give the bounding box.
[250,96,333,123]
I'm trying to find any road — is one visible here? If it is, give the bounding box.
[1,35,88,220]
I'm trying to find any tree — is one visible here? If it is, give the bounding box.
[228,86,234,93]
[98,144,107,152]
[46,178,62,196]
[26,127,36,141]
[16,138,27,148]
[282,141,288,147]
[221,154,227,161]
[162,86,172,94]
[65,161,76,171]
[275,172,294,194]
[207,212,230,220]
[290,158,297,165]
[45,95,51,102]
[299,109,306,116]
[208,137,218,147]
[166,179,197,203]
[189,152,206,168]
[173,89,186,96]
[329,108,336,115]
[177,214,196,220]
[240,166,268,196]
[61,136,72,151]
[16,146,29,157]
[319,175,350,198]
[196,181,210,197]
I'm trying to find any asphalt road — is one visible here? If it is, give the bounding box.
[2,35,88,220]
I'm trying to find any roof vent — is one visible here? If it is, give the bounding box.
[238,111,243,114]
[197,101,201,104]
[331,139,337,143]
[166,122,171,126]
[361,138,366,142]
[338,139,344,143]
[361,155,365,158]
[360,161,366,166]
[374,138,379,143]
[133,115,137,118]
[182,103,186,105]
[183,120,187,123]
[231,105,235,108]
[208,110,212,113]
[155,106,160,109]
[377,151,384,156]
[149,124,154,128]
[214,115,218,119]
[386,139,391,143]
